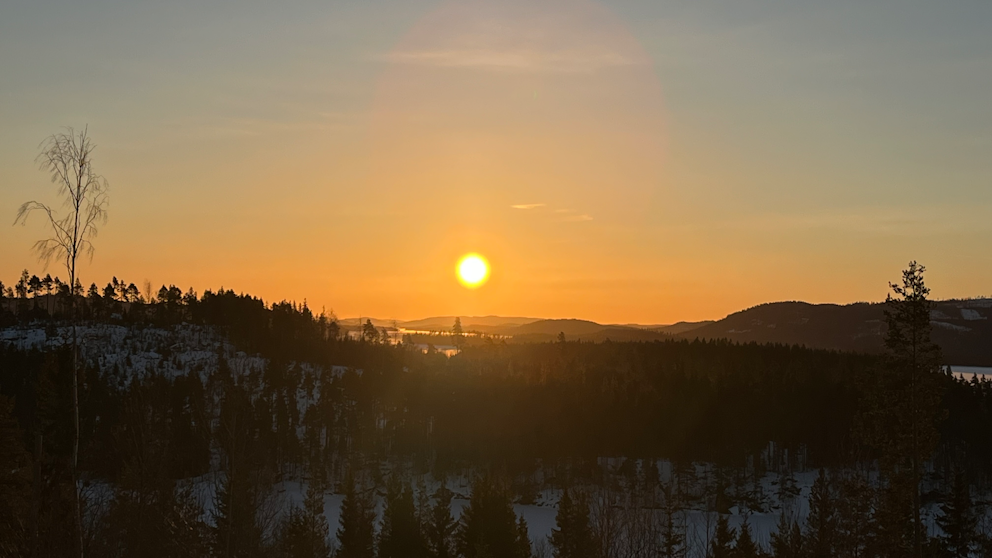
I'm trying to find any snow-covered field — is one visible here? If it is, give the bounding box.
[4,323,979,555]
[183,465,948,556]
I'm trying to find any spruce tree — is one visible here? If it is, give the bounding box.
[278,478,331,558]
[710,514,735,558]
[937,469,976,557]
[770,513,803,558]
[457,473,522,558]
[379,478,426,558]
[550,489,596,558]
[804,469,836,558]
[336,474,376,558]
[425,486,457,558]
[733,517,759,558]
[211,467,266,558]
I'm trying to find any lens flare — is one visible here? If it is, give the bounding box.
[457,254,490,289]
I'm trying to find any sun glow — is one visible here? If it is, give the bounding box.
[457,254,490,289]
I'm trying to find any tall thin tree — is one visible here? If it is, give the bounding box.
[14,126,110,557]
[858,262,943,558]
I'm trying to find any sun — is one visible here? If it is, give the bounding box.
[457,253,490,289]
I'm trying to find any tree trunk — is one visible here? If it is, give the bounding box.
[70,271,83,558]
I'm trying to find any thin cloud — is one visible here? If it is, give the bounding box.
[382,48,637,74]
[511,203,546,210]
[560,214,594,222]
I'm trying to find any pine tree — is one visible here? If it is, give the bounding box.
[379,478,426,558]
[550,489,596,558]
[858,262,944,558]
[733,517,760,558]
[710,514,735,558]
[804,469,836,558]
[336,474,376,558]
[425,486,457,558]
[937,469,976,557]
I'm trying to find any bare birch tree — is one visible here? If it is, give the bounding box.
[14,126,109,557]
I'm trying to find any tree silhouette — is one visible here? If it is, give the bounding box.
[550,488,596,558]
[937,469,976,557]
[858,261,943,558]
[452,318,465,350]
[457,473,524,558]
[14,126,109,557]
[710,514,735,558]
[425,486,457,558]
[804,469,836,558]
[770,513,803,558]
[336,473,376,558]
[732,517,759,558]
[278,477,331,558]
[378,477,426,558]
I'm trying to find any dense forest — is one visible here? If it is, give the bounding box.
[1,266,991,557]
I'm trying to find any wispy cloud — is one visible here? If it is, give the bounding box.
[560,214,593,222]
[510,204,592,222]
[382,49,637,74]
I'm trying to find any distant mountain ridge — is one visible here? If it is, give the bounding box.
[339,315,713,340]
[679,299,992,366]
[340,298,992,365]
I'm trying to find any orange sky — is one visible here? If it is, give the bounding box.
[2,0,991,324]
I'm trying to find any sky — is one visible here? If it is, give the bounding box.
[2,0,991,324]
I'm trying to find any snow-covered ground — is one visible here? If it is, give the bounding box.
[186,464,949,557]
[5,323,977,555]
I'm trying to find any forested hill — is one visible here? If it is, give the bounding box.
[678,299,992,366]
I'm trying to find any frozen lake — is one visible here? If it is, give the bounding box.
[949,365,992,380]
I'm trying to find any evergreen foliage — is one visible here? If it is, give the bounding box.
[457,473,527,558]
[378,477,426,558]
[858,262,944,558]
[804,469,836,558]
[936,469,976,558]
[550,489,596,558]
[833,472,875,558]
[769,513,803,558]
[424,485,458,558]
[335,474,376,558]
[211,467,267,558]
[278,478,331,558]
[732,517,760,558]
[710,514,735,558]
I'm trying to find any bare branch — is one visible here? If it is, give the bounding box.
[19,126,110,276]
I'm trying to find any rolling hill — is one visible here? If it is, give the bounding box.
[678,299,992,365]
